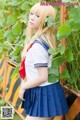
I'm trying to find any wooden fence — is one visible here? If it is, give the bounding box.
[0,58,80,120]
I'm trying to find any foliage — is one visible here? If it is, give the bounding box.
[0,0,42,62]
[48,5,80,93]
[48,44,73,84]
[43,16,55,28]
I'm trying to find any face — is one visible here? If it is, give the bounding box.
[28,11,40,31]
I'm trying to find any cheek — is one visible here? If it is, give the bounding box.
[36,19,40,27]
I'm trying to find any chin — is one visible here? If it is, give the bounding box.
[29,25,34,28]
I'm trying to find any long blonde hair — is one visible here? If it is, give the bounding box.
[22,2,57,58]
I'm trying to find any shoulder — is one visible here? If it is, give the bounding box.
[29,40,49,58]
[31,40,48,53]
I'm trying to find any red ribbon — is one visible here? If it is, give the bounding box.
[19,43,34,80]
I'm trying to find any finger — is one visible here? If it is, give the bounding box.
[18,94,25,101]
[19,97,25,101]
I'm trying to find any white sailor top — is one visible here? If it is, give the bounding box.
[25,40,58,86]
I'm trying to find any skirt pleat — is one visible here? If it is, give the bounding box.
[21,82,68,117]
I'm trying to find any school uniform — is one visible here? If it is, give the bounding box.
[21,38,68,117]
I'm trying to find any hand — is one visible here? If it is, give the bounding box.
[19,84,25,101]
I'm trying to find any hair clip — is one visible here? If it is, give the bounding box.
[43,16,54,28]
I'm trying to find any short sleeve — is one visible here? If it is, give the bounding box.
[31,43,49,68]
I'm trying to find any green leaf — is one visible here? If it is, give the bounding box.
[11,22,22,35]
[67,78,74,84]
[69,7,80,22]
[70,0,78,1]
[48,48,54,55]
[6,15,17,25]
[16,54,21,63]
[19,13,28,24]
[14,46,21,55]
[65,47,74,62]
[57,33,66,41]
[0,1,6,7]
[72,22,80,32]
[67,19,80,32]
[48,48,59,56]
[78,53,80,63]
[4,30,14,42]
[0,99,6,106]
[62,0,70,2]
[0,32,3,40]
[48,74,59,83]
[61,68,70,79]
[47,16,54,28]
[7,1,20,6]
[57,23,71,40]
[44,16,54,28]
[59,44,65,55]
[0,43,9,51]
[58,23,71,34]
[9,51,14,58]
[52,55,65,67]
[0,53,2,58]
[48,67,59,76]
[21,1,31,11]
[11,65,19,79]
[11,56,18,61]
[4,30,10,38]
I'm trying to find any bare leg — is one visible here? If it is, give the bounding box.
[25,115,53,120]
[59,115,64,120]
[54,115,64,120]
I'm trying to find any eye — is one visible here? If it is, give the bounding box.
[30,12,33,15]
[36,14,39,17]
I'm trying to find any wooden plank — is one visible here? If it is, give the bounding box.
[60,5,68,85]
[2,59,8,98]
[54,116,63,120]
[17,103,24,114]
[55,5,68,120]
[65,98,80,120]
[12,85,21,106]
[5,76,18,100]
[64,85,80,97]
[4,60,26,119]
[0,59,6,94]
[6,65,13,89]
[0,59,5,76]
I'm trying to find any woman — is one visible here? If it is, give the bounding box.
[19,2,68,120]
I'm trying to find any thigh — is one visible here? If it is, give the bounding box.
[25,115,53,120]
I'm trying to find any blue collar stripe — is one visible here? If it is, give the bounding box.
[34,40,50,56]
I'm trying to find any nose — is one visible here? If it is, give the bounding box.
[30,14,35,21]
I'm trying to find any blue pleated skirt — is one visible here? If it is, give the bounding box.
[21,82,68,117]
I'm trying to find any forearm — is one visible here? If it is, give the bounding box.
[22,77,47,89]
[21,68,48,90]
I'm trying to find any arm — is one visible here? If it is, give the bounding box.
[19,43,49,100]
[19,67,48,100]
[22,67,48,89]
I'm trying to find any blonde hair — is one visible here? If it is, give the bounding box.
[22,2,57,58]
